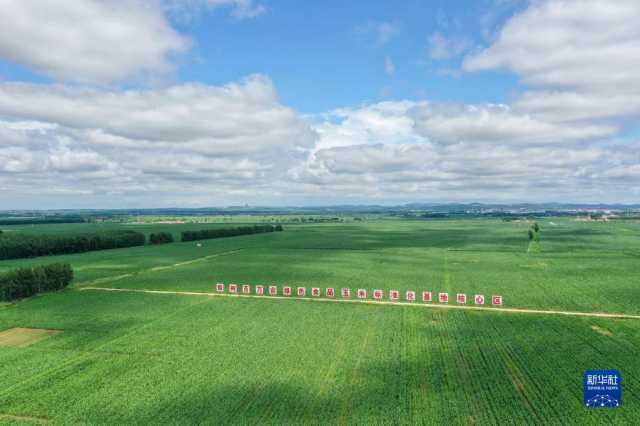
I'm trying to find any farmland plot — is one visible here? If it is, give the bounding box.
[78,220,640,315]
[0,291,638,424]
[0,218,638,423]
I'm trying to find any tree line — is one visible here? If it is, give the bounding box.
[0,216,85,226]
[149,232,174,245]
[0,230,146,260]
[0,263,73,301]
[182,224,283,242]
[0,224,283,261]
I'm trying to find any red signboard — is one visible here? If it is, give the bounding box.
[213,280,500,308]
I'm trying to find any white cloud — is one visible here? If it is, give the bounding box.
[464,0,640,90]
[290,99,638,203]
[0,0,189,84]
[294,138,640,203]
[313,100,614,150]
[428,32,471,60]
[514,90,640,123]
[313,101,424,151]
[464,0,640,122]
[49,148,114,173]
[2,0,639,206]
[0,77,318,206]
[412,103,616,145]
[0,76,313,152]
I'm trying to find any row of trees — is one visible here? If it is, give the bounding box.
[0,263,73,301]
[0,217,85,226]
[149,232,174,245]
[0,224,283,260]
[182,224,283,242]
[0,230,146,260]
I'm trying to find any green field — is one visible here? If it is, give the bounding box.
[0,218,638,424]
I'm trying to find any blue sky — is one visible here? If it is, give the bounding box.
[172,0,525,111]
[0,0,638,208]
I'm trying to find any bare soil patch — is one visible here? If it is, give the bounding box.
[0,328,61,348]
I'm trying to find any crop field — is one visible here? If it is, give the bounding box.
[0,218,639,424]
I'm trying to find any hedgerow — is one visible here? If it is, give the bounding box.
[0,217,85,226]
[181,225,280,242]
[0,230,146,260]
[0,263,73,301]
[149,232,174,245]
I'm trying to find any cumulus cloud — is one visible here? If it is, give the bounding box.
[464,0,640,90]
[292,99,639,203]
[313,102,424,151]
[464,0,640,122]
[0,0,190,84]
[2,0,639,206]
[295,138,640,203]
[0,77,317,206]
[315,0,640,203]
[0,76,313,151]
[411,103,616,145]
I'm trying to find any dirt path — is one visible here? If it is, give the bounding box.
[79,287,640,320]
[0,413,50,424]
[74,249,243,287]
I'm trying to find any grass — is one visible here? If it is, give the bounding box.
[0,217,638,423]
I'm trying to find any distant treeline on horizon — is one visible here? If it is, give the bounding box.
[1,203,639,220]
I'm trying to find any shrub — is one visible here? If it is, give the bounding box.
[0,263,73,302]
[150,232,174,245]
